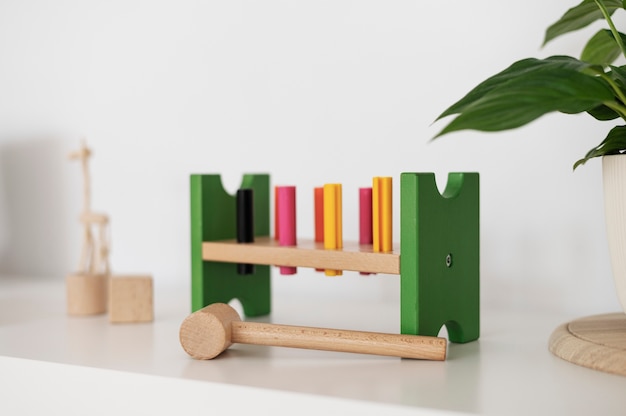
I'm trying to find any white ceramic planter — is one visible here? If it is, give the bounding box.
[602,154,626,314]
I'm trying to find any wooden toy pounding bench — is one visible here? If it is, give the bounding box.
[190,172,479,343]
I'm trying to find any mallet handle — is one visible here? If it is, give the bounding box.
[231,321,446,360]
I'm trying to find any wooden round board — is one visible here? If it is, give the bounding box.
[549,312,626,376]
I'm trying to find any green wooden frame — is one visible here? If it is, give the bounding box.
[190,174,271,317]
[400,172,479,343]
[190,172,479,343]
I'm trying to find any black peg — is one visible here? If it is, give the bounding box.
[236,189,254,275]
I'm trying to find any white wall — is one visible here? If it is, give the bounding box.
[0,0,621,315]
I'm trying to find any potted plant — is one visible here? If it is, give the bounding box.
[434,0,626,315]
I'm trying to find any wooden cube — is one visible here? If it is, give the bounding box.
[66,273,108,315]
[109,275,153,323]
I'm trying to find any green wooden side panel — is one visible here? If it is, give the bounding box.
[190,174,271,317]
[400,172,479,343]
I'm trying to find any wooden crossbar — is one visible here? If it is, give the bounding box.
[202,237,400,275]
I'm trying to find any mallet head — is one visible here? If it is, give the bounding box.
[179,303,241,359]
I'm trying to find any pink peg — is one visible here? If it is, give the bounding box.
[277,186,297,275]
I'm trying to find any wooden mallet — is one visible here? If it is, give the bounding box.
[179,303,447,360]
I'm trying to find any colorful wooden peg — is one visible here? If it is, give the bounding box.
[314,187,325,272]
[274,187,279,241]
[359,187,373,276]
[314,187,324,243]
[236,189,255,275]
[323,184,342,276]
[373,177,392,253]
[359,187,372,245]
[277,186,297,275]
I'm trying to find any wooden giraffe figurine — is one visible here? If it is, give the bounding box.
[68,140,110,276]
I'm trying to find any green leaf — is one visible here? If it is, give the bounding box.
[609,64,626,87]
[543,0,624,46]
[435,68,615,137]
[436,56,600,121]
[573,124,626,169]
[587,103,621,120]
[581,29,624,64]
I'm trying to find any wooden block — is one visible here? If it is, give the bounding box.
[109,275,153,323]
[66,273,108,315]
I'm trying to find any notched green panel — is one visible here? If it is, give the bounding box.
[190,174,271,317]
[400,172,479,343]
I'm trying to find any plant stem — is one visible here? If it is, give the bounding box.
[601,73,626,104]
[595,0,626,59]
[604,100,626,120]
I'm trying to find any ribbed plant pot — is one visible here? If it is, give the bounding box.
[603,154,626,314]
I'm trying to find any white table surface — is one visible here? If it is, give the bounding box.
[1,275,626,415]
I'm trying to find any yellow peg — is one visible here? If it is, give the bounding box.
[323,184,343,276]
